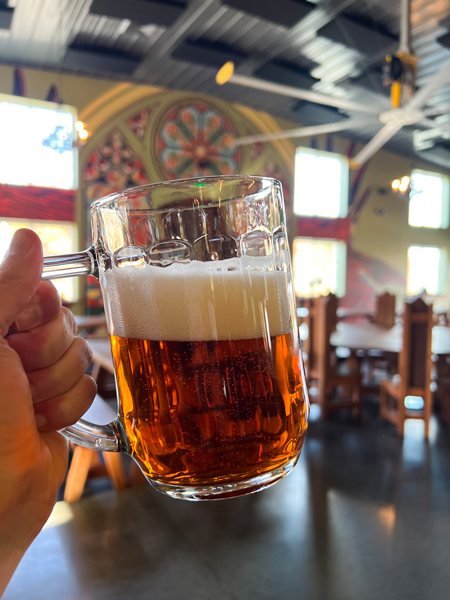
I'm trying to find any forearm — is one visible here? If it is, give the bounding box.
[0,543,27,597]
[0,503,39,597]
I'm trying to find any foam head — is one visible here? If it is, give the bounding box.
[102,258,294,342]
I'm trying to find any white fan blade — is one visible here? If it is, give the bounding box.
[406,62,450,111]
[229,73,380,115]
[234,118,378,146]
[420,118,450,135]
[351,122,404,167]
[423,107,450,117]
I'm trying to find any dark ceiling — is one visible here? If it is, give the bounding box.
[1,0,449,169]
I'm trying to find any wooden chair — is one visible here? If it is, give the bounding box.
[379,298,433,437]
[373,292,396,328]
[433,351,450,423]
[64,395,128,503]
[362,293,397,387]
[304,294,362,419]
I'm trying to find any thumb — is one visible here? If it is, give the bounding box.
[0,229,43,338]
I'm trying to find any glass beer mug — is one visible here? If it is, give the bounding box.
[43,176,309,500]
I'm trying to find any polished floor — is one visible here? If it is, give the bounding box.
[5,406,450,600]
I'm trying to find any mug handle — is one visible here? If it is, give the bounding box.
[42,247,98,280]
[42,249,123,453]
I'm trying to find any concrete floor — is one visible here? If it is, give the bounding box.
[5,406,450,600]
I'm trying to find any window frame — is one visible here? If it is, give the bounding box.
[293,146,349,219]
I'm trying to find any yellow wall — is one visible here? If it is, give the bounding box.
[0,65,116,113]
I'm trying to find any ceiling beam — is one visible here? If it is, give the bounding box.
[90,0,186,27]
[133,0,220,80]
[172,38,248,69]
[222,0,315,28]
[64,46,141,75]
[254,60,319,90]
[228,0,362,78]
[317,14,397,57]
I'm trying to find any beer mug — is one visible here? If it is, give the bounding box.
[43,176,309,500]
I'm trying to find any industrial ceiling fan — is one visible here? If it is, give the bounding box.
[217,0,450,167]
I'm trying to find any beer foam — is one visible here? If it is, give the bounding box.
[101,257,293,342]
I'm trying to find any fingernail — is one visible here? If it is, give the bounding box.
[14,303,43,331]
[8,230,33,256]
[35,413,46,429]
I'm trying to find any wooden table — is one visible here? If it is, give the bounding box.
[336,307,374,320]
[330,322,450,355]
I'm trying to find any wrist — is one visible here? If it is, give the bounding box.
[0,463,58,594]
[0,489,52,597]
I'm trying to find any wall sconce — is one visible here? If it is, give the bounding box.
[391,175,410,193]
[75,120,89,143]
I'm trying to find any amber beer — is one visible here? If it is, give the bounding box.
[105,258,308,490]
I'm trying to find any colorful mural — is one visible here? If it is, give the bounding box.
[156,102,241,180]
[342,246,406,310]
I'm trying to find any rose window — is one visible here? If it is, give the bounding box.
[156,102,241,180]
